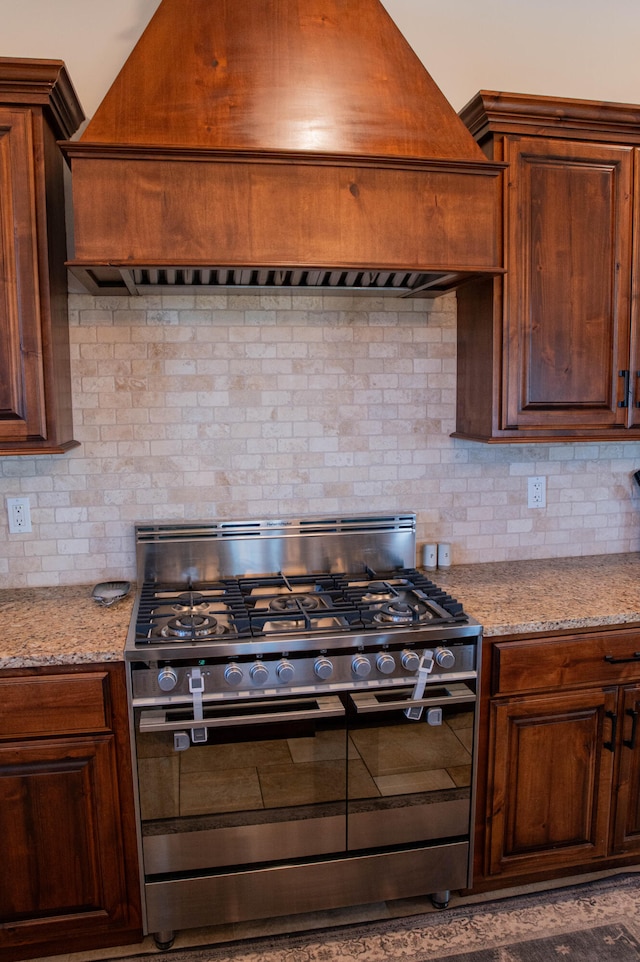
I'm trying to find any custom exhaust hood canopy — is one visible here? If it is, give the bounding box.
[62,0,504,297]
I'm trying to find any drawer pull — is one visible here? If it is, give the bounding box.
[604,710,617,752]
[604,652,640,664]
[624,707,639,749]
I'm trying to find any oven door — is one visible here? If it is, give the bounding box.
[345,682,477,851]
[134,694,347,876]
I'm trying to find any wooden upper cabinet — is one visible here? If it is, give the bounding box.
[505,137,633,431]
[0,59,84,454]
[456,91,640,442]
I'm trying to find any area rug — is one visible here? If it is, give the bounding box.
[105,872,640,962]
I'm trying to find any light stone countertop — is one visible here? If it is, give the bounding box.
[0,584,135,670]
[436,551,640,637]
[1,552,640,670]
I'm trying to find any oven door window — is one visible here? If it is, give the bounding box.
[346,683,476,852]
[135,695,347,876]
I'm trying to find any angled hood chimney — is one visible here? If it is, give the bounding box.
[62,0,503,297]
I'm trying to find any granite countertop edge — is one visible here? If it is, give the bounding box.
[1,551,640,670]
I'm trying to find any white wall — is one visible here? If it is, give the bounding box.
[2,0,639,120]
[2,1,640,589]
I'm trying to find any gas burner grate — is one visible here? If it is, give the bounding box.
[133,568,467,644]
[135,580,251,642]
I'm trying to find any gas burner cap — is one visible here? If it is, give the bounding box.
[362,587,394,602]
[269,594,320,612]
[173,591,209,612]
[161,613,223,639]
[360,579,411,602]
[373,600,428,625]
[367,581,392,593]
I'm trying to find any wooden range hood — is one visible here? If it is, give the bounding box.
[62,0,504,297]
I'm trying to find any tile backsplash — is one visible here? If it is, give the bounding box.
[1,290,640,589]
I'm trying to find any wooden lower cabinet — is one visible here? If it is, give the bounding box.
[488,687,616,876]
[613,684,640,854]
[476,628,640,889]
[0,664,142,961]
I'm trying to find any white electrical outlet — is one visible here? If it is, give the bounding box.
[527,476,546,509]
[7,497,32,533]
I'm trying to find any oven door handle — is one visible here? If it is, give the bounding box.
[349,682,476,714]
[138,694,345,732]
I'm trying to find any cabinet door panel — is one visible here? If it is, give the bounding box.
[0,108,47,443]
[488,688,616,877]
[504,138,633,431]
[0,736,128,938]
[612,684,640,854]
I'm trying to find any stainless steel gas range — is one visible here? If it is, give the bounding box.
[125,513,481,949]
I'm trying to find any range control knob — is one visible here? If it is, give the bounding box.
[435,647,456,669]
[401,650,420,672]
[376,653,396,675]
[314,657,334,680]
[224,663,244,687]
[157,666,178,692]
[250,662,269,684]
[352,655,372,678]
[276,660,295,684]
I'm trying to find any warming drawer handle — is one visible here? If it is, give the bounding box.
[604,652,640,664]
[349,682,476,714]
[138,695,345,733]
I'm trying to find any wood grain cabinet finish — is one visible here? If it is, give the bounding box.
[0,59,84,455]
[456,91,640,442]
[0,664,142,962]
[477,628,640,888]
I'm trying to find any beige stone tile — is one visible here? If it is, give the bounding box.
[138,755,180,820]
[374,768,457,796]
[447,764,472,787]
[453,726,474,754]
[180,767,264,816]
[348,757,381,799]
[180,738,292,772]
[288,728,357,762]
[258,758,347,807]
[136,730,175,758]
[350,722,471,777]
[447,710,475,730]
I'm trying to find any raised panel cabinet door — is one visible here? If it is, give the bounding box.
[612,684,640,854]
[0,735,132,951]
[0,108,48,443]
[487,687,616,878]
[503,137,634,432]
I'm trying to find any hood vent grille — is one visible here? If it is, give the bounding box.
[79,266,460,298]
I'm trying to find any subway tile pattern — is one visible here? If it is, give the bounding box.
[1,291,640,588]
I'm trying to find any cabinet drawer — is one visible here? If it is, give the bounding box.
[0,673,111,737]
[493,629,640,695]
